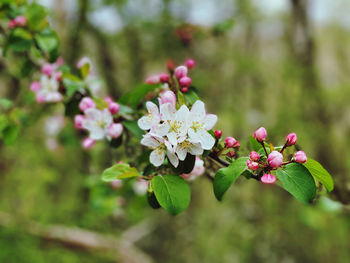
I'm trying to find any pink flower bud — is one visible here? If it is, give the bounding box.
[30,81,40,92]
[108,123,123,138]
[41,63,55,76]
[159,73,169,83]
[294,151,307,163]
[214,130,222,139]
[268,151,284,168]
[247,159,259,170]
[160,90,176,106]
[228,151,235,158]
[166,60,176,71]
[146,75,160,84]
[108,102,120,114]
[174,66,188,79]
[79,97,95,112]
[8,19,16,29]
[56,57,64,66]
[110,179,123,190]
[250,151,260,161]
[286,132,297,146]
[261,173,276,184]
[185,59,195,69]
[54,71,62,82]
[181,87,188,93]
[179,76,192,87]
[225,137,239,148]
[82,137,95,149]
[74,115,85,129]
[14,16,27,26]
[254,127,267,142]
[36,93,46,104]
[76,57,92,68]
[104,97,114,104]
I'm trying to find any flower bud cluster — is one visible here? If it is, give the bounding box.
[30,58,64,103]
[74,96,123,149]
[146,59,196,93]
[248,127,308,184]
[8,16,27,29]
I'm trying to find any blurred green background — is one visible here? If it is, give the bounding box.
[1,0,350,262]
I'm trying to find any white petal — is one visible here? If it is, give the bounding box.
[190,100,205,121]
[152,122,170,136]
[85,108,102,121]
[189,142,204,156]
[146,101,159,116]
[160,103,176,121]
[141,134,160,148]
[137,116,152,130]
[89,126,105,140]
[204,114,217,130]
[167,131,178,147]
[102,109,113,126]
[197,130,215,150]
[150,148,165,167]
[176,145,188,161]
[188,128,200,143]
[167,151,179,168]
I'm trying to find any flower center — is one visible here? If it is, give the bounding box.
[191,121,203,132]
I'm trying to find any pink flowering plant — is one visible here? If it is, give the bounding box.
[0,1,335,216]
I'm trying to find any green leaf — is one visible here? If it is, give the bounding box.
[276,163,316,204]
[62,74,84,98]
[80,63,90,79]
[93,97,108,110]
[213,157,249,201]
[26,3,48,31]
[151,175,190,215]
[118,104,133,116]
[249,136,262,152]
[35,28,59,54]
[0,115,9,133]
[2,124,20,145]
[303,159,334,192]
[0,98,13,110]
[123,120,144,140]
[102,163,139,182]
[8,28,32,52]
[184,89,199,105]
[119,84,161,108]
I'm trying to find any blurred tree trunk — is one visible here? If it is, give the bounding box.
[288,0,350,203]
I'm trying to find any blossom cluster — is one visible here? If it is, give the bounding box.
[146,59,195,93]
[138,91,217,167]
[248,127,308,184]
[30,59,64,103]
[74,97,123,149]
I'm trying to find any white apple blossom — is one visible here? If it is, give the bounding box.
[156,103,190,146]
[175,137,203,161]
[37,75,62,103]
[141,134,179,167]
[137,101,161,131]
[81,108,113,140]
[187,100,217,150]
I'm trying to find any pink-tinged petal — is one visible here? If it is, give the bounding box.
[146,75,160,84]
[79,97,96,112]
[261,174,276,184]
[197,130,215,150]
[146,101,159,116]
[82,138,95,149]
[190,100,206,121]
[41,63,55,76]
[167,151,179,168]
[30,81,40,92]
[36,93,46,103]
[150,148,165,167]
[108,123,123,138]
[160,102,176,121]
[204,114,217,130]
[141,134,160,148]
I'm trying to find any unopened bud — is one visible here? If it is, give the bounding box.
[108,123,123,138]
[254,127,267,142]
[214,130,222,139]
[174,66,188,79]
[108,102,120,115]
[247,159,259,170]
[261,173,276,184]
[74,115,85,129]
[286,132,297,146]
[185,59,195,69]
[79,97,95,112]
[268,151,283,168]
[82,137,95,149]
[249,151,260,161]
[294,151,307,163]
